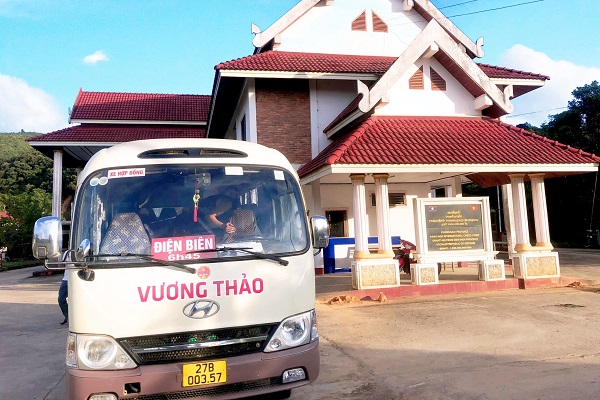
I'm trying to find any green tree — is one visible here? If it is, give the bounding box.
[516,122,543,135]
[0,133,77,258]
[541,81,600,153]
[537,81,600,246]
[0,133,39,161]
[0,133,77,214]
[0,189,52,259]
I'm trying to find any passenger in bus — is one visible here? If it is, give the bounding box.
[196,186,239,231]
[224,206,262,243]
[199,195,237,239]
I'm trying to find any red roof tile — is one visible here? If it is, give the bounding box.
[217,51,394,74]
[27,124,206,143]
[70,91,211,122]
[298,116,598,177]
[477,63,550,81]
[216,51,549,81]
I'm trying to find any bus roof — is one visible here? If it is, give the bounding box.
[80,139,297,182]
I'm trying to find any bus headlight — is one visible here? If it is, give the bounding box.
[67,333,137,370]
[265,310,317,352]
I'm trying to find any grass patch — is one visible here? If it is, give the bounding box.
[0,259,43,272]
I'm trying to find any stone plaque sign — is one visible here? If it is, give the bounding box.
[425,203,484,251]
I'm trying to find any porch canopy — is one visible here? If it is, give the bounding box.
[27,90,210,168]
[299,115,599,264]
[298,115,600,187]
[26,90,210,217]
[27,124,207,168]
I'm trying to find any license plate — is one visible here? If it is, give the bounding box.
[182,360,227,387]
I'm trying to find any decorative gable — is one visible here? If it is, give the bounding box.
[351,10,367,31]
[252,0,484,58]
[372,11,388,33]
[430,68,447,91]
[409,66,424,90]
[351,9,388,33]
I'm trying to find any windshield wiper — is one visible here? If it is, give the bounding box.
[91,253,196,274]
[189,247,289,266]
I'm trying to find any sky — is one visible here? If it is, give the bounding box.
[0,0,598,133]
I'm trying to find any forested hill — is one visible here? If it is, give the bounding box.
[0,132,41,162]
[0,131,77,193]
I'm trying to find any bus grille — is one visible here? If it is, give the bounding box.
[119,324,277,364]
[127,378,280,399]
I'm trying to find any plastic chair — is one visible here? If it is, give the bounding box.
[99,213,151,255]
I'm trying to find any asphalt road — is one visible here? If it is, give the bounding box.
[2,248,600,400]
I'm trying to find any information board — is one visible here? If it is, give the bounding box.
[424,203,484,252]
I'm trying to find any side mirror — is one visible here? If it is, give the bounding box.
[32,216,63,260]
[76,239,91,262]
[311,216,329,249]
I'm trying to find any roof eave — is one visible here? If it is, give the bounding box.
[299,163,599,185]
[324,109,365,138]
[489,78,546,86]
[28,141,120,147]
[206,71,223,137]
[327,163,599,174]
[252,0,323,50]
[70,119,207,126]
[219,70,379,81]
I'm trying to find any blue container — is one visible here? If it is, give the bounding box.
[323,236,402,273]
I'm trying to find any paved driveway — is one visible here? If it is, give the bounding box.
[2,247,600,400]
[292,287,600,399]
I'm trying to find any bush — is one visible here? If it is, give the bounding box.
[0,189,52,259]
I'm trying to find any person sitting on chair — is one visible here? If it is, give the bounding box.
[224,206,261,243]
[198,195,237,239]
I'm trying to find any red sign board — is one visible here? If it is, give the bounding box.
[152,235,216,261]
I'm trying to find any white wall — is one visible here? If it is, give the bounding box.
[376,57,480,117]
[309,80,358,157]
[277,0,425,56]
[229,80,257,142]
[318,181,438,244]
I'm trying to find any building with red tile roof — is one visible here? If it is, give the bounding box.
[69,90,210,123]
[298,116,599,182]
[27,0,597,285]
[205,0,596,282]
[28,91,209,166]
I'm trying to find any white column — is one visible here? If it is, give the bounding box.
[52,150,63,218]
[502,184,516,259]
[310,180,323,216]
[529,174,553,250]
[374,174,393,256]
[309,180,325,271]
[452,176,463,197]
[508,174,532,252]
[351,174,369,260]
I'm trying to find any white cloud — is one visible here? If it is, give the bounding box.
[83,50,109,65]
[499,44,600,127]
[0,72,67,133]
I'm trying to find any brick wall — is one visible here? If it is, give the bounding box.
[255,79,312,164]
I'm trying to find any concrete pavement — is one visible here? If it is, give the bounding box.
[0,267,66,400]
[315,247,600,299]
[1,247,600,400]
[293,286,600,400]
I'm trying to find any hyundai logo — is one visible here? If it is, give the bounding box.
[183,300,220,319]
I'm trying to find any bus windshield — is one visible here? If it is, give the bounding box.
[72,164,309,262]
